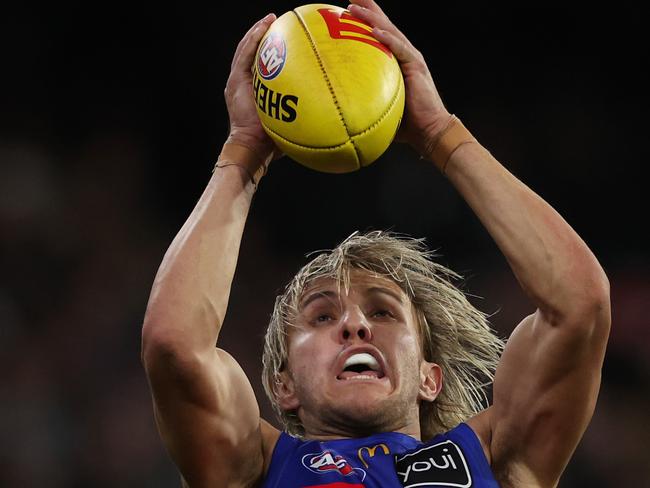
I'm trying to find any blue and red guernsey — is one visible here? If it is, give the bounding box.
[262,423,499,487]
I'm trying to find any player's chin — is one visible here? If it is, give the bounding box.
[329,392,402,434]
[331,377,393,407]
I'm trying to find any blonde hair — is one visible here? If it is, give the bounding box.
[261,230,504,440]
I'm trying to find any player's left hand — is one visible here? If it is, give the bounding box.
[347,0,453,157]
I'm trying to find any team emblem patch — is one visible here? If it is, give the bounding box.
[302,450,366,480]
[394,440,472,487]
[257,32,286,80]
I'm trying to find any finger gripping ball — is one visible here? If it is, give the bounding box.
[253,3,405,173]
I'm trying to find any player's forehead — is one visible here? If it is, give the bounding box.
[298,269,407,308]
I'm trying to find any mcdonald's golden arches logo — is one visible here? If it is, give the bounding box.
[357,443,390,468]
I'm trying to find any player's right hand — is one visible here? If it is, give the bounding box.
[225,13,279,166]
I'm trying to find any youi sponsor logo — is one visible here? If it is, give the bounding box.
[394,440,472,487]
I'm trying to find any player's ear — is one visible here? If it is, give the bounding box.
[418,360,442,402]
[274,369,300,411]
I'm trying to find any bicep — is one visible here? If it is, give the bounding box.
[145,347,265,487]
[489,308,610,485]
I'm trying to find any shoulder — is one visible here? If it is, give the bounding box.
[465,407,493,464]
[261,419,282,477]
[465,408,550,487]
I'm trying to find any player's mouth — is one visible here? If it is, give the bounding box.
[336,351,386,381]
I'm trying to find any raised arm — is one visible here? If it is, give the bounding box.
[349,1,611,486]
[445,137,610,487]
[141,13,279,487]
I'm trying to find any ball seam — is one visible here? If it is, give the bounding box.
[261,73,403,152]
[261,120,350,150]
[292,8,361,166]
[352,72,404,138]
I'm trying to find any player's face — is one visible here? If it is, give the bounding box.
[279,269,441,438]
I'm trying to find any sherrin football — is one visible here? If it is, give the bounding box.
[253,3,405,173]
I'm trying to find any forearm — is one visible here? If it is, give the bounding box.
[442,140,609,322]
[142,145,260,356]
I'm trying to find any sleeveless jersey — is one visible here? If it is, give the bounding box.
[262,422,499,487]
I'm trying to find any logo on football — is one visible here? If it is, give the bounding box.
[257,32,286,80]
[318,8,392,57]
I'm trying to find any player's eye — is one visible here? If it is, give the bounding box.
[372,309,393,318]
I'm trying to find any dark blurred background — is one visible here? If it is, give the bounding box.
[1,2,648,487]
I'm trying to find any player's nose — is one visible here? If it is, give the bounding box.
[338,307,372,343]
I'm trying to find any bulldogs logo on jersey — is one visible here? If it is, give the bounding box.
[302,450,367,481]
[394,440,472,488]
[257,32,286,80]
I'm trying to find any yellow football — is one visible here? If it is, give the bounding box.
[253,3,405,173]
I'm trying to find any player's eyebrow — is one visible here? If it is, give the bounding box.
[299,290,339,310]
[366,286,404,304]
[299,285,404,311]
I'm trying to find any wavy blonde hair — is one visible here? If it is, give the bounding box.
[261,230,505,440]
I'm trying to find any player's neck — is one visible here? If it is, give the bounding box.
[301,421,422,442]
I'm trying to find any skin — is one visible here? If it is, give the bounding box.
[141,1,611,487]
[275,271,441,440]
